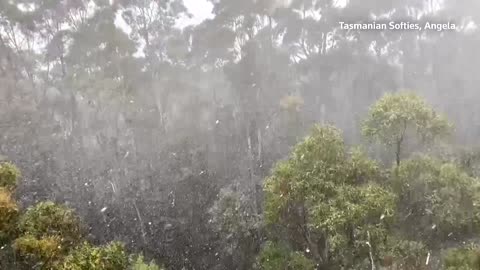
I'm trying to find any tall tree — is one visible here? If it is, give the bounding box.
[362,92,452,166]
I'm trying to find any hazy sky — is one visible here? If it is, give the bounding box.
[180,0,214,27]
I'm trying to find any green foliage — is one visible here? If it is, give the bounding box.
[288,252,316,270]
[0,162,20,190]
[61,242,129,270]
[257,241,289,270]
[347,147,383,184]
[362,92,452,164]
[130,255,163,270]
[322,185,396,268]
[391,156,480,244]
[263,125,396,268]
[18,201,84,248]
[256,241,315,270]
[0,187,18,243]
[381,239,428,269]
[443,245,480,270]
[13,234,64,269]
[11,201,84,268]
[363,92,452,145]
[264,125,347,224]
[0,163,20,268]
[310,183,395,240]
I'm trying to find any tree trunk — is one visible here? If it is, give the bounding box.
[396,139,402,166]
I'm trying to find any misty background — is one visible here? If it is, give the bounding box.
[1,0,480,269]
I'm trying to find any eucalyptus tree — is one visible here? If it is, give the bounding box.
[272,0,401,139]
[116,0,189,136]
[22,0,95,81]
[362,92,452,166]
[0,0,38,87]
[0,1,58,204]
[262,125,396,269]
[117,0,187,61]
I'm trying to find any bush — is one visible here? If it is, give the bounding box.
[13,235,64,269]
[0,162,20,190]
[10,201,84,268]
[61,242,129,270]
[18,201,84,248]
[0,187,18,243]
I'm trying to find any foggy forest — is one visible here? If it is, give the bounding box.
[1,0,480,269]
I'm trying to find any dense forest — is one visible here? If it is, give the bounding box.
[1,0,480,269]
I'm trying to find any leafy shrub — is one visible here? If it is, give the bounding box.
[18,201,84,248]
[13,234,63,269]
[0,187,18,243]
[61,242,129,270]
[0,162,20,190]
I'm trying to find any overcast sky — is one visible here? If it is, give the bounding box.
[179,0,214,27]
